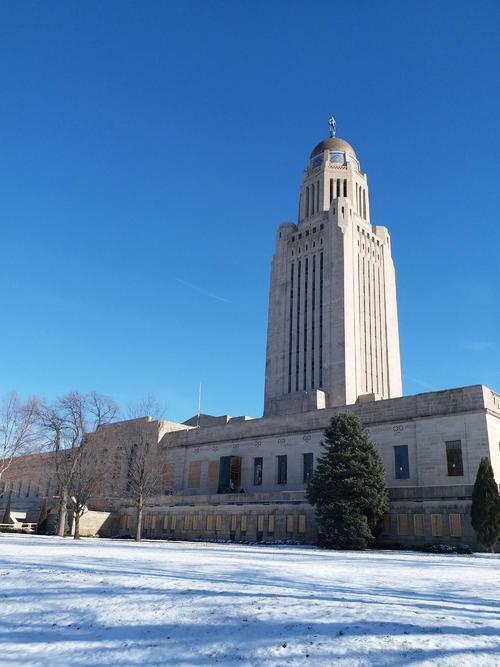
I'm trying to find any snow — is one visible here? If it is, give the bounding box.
[0,535,499,666]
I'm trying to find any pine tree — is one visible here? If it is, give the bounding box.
[471,457,500,552]
[307,413,388,549]
[36,498,49,535]
[1,492,13,525]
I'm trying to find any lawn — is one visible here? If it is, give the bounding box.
[0,534,499,665]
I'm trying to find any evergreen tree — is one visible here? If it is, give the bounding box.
[1,492,13,524]
[36,498,50,535]
[307,413,388,549]
[471,457,500,552]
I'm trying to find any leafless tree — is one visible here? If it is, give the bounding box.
[37,391,118,537]
[67,444,103,539]
[0,391,39,483]
[126,393,167,421]
[126,431,162,542]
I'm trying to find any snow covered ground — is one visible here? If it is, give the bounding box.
[0,535,499,666]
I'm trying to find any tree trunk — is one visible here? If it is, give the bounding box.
[74,512,80,540]
[135,505,142,542]
[57,491,67,537]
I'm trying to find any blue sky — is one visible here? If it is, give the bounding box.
[0,1,499,422]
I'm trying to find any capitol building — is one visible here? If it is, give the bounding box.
[3,122,500,547]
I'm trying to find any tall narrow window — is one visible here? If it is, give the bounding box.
[336,178,340,197]
[303,257,308,390]
[253,457,263,486]
[286,515,294,533]
[277,455,287,484]
[329,178,333,202]
[311,255,316,388]
[431,514,443,537]
[363,189,367,219]
[316,180,320,211]
[306,186,310,218]
[446,441,464,476]
[397,514,409,535]
[343,179,347,197]
[303,453,314,483]
[449,514,462,537]
[311,183,315,215]
[414,514,425,536]
[288,263,294,392]
[298,515,306,534]
[319,252,324,387]
[296,261,301,391]
[394,445,410,479]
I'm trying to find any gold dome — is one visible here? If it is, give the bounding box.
[310,137,356,159]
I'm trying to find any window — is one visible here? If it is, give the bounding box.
[394,445,410,479]
[397,514,409,535]
[414,514,424,536]
[431,514,442,537]
[206,515,213,531]
[303,453,314,483]
[257,515,264,532]
[143,514,150,529]
[241,515,248,533]
[215,514,222,531]
[286,515,294,533]
[449,514,462,537]
[446,441,464,476]
[382,513,391,534]
[151,514,157,530]
[207,460,219,489]
[277,455,287,484]
[187,461,201,488]
[253,457,263,486]
[126,515,132,530]
[268,515,275,534]
[192,514,199,531]
[298,515,306,534]
[183,514,190,530]
[162,463,174,493]
[163,515,169,530]
[171,515,177,530]
[231,514,237,532]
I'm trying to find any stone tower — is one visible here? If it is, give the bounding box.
[264,123,402,416]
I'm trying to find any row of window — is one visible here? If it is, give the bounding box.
[187,453,314,491]
[120,512,307,536]
[393,441,464,480]
[384,513,462,538]
[290,224,324,243]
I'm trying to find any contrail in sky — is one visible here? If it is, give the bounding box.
[173,277,231,304]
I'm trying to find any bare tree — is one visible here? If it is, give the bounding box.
[126,431,161,542]
[37,391,118,537]
[126,393,167,421]
[0,391,39,483]
[67,444,103,539]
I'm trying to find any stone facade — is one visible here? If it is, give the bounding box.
[2,385,499,548]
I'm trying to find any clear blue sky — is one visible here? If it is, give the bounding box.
[1,1,499,422]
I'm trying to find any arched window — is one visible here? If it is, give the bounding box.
[363,189,367,219]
